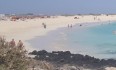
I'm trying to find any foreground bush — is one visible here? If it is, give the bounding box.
[0,37,29,70]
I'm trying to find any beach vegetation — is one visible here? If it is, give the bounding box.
[0,37,29,70]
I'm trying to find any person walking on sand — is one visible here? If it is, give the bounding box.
[68,24,69,28]
[44,24,46,29]
[42,23,47,29]
[70,24,72,28]
[17,40,23,50]
[10,39,16,47]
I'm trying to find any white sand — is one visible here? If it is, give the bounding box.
[105,67,116,70]
[0,15,116,52]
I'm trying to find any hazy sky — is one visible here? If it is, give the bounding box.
[0,0,116,15]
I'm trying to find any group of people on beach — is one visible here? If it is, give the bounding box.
[68,24,72,28]
[9,39,24,49]
[0,37,24,50]
[42,22,83,30]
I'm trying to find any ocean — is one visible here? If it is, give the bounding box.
[28,22,116,59]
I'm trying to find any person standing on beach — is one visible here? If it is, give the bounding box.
[70,24,72,28]
[10,39,16,47]
[42,23,47,29]
[68,24,70,28]
[17,40,23,50]
[44,24,46,29]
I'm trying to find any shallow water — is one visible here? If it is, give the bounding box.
[28,22,116,59]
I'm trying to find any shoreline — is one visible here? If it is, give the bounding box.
[27,21,115,52]
[0,15,116,52]
[27,21,115,59]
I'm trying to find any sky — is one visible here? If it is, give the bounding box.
[0,0,116,15]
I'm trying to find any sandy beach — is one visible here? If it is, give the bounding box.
[0,15,116,52]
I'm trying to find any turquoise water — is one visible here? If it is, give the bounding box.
[28,22,116,59]
[67,22,116,58]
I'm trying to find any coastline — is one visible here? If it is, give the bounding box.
[0,15,116,52]
[27,21,115,59]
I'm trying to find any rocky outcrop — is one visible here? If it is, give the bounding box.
[29,50,116,70]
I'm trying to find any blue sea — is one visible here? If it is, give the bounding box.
[28,22,116,59]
